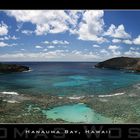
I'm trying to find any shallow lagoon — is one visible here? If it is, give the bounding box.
[42,103,112,123]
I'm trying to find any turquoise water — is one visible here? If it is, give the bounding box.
[42,103,112,123]
[1,62,140,123]
[0,62,140,96]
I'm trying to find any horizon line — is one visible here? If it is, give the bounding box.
[0,61,100,63]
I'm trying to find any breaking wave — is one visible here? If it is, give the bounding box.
[0,91,19,95]
[98,92,125,97]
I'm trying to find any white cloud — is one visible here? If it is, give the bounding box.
[0,22,8,36]
[47,46,55,49]
[4,10,109,43]
[112,38,132,45]
[7,35,18,40]
[0,42,9,47]
[5,10,81,36]
[0,35,18,41]
[93,44,100,48]
[112,39,122,43]
[21,30,33,35]
[0,50,100,61]
[44,41,49,44]
[72,50,82,55]
[100,49,110,55]
[130,47,139,51]
[43,48,48,51]
[78,11,104,35]
[16,23,23,32]
[4,10,135,46]
[66,10,84,27]
[47,21,68,34]
[124,50,140,57]
[105,24,131,39]
[35,24,50,35]
[108,45,121,56]
[0,42,16,47]
[108,45,119,50]
[0,48,126,62]
[71,10,108,43]
[122,39,132,45]
[53,40,69,45]
[112,50,121,56]
[35,45,42,49]
[11,36,18,40]
[133,35,140,45]
[4,10,140,61]
[43,40,69,45]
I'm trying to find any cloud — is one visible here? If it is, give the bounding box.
[112,38,132,45]
[130,47,139,51]
[108,45,121,56]
[122,39,132,45]
[43,41,49,44]
[108,45,120,50]
[4,10,134,46]
[78,11,104,35]
[124,50,140,57]
[0,42,17,47]
[35,45,42,49]
[35,24,50,35]
[43,48,48,51]
[112,39,122,43]
[43,40,69,45]
[70,10,108,43]
[96,47,122,60]
[16,23,23,32]
[100,49,110,57]
[21,30,34,35]
[5,10,81,36]
[5,10,108,43]
[0,22,8,36]
[133,35,140,45]
[0,35,19,41]
[10,36,18,40]
[93,44,100,48]
[0,42,9,47]
[104,24,131,39]
[52,40,69,45]
[112,51,121,56]
[47,46,55,49]
[0,50,100,61]
[4,10,140,61]
[72,50,99,60]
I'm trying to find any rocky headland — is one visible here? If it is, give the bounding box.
[95,57,140,72]
[0,63,29,72]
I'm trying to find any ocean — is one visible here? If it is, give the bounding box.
[1,62,140,123]
[0,62,140,96]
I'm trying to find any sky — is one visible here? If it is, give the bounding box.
[0,10,140,61]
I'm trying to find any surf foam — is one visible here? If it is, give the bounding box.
[98,92,125,97]
[1,91,19,95]
[67,96,85,100]
[23,69,33,72]
[3,99,20,103]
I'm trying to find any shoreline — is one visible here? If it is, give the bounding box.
[0,84,139,123]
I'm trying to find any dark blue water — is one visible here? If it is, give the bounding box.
[0,62,140,96]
